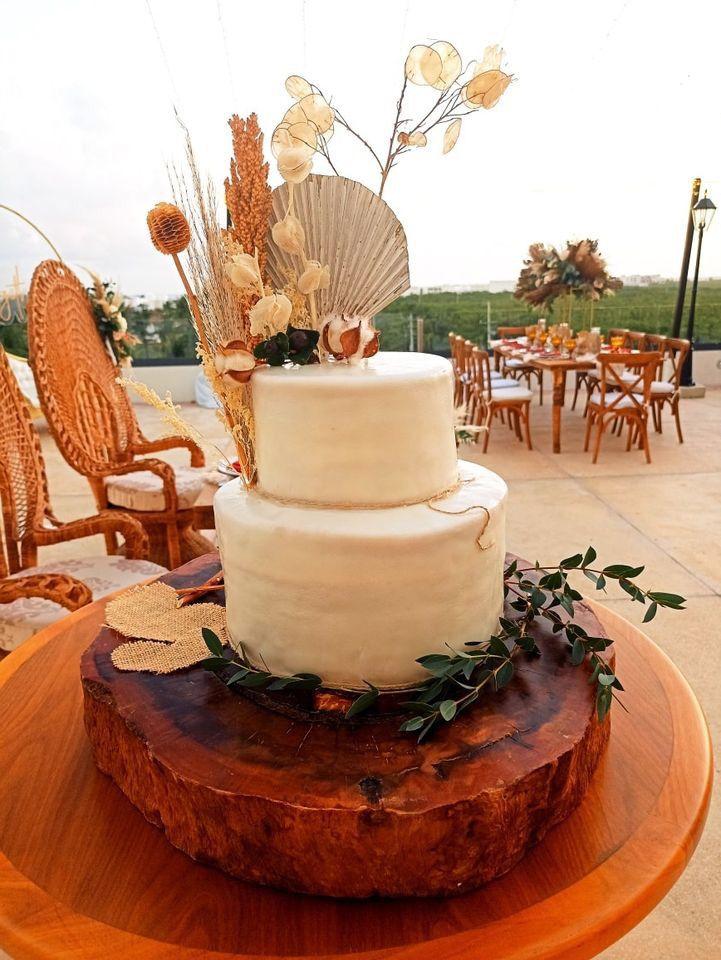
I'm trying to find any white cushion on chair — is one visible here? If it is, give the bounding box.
[0,555,166,652]
[492,378,522,389]
[492,387,533,402]
[633,380,674,396]
[590,394,646,411]
[593,365,641,384]
[504,358,526,368]
[489,370,503,380]
[105,465,207,512]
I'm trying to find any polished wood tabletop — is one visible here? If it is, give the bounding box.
[0,596,712,960]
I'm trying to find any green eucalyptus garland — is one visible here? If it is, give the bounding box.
[202,547,685,742]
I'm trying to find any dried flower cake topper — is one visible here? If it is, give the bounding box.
[272,41,513,196]
[141,38,512,482]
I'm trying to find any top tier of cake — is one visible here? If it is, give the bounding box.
[252,352,458,507]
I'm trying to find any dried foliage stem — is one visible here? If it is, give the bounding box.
[312,85,384,172]
[172,120,257,486]
[379,76,408,197]
[170,253,212,357]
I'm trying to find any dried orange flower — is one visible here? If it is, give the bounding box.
[146,203,190,255]
[225,114,272,277]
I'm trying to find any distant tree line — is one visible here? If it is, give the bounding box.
[3,280,720,360]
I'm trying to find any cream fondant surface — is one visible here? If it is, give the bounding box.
[215,461,507,690]
[252,352,458,506]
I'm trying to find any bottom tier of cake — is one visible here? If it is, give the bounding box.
[214,460,507,690]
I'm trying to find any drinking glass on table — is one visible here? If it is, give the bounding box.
[564,338,577,359]
[610,335,624,351]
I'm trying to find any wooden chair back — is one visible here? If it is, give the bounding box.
[644,333,666,353]
[497,326,526,338]
[27,261,141,476]
[469,347,493,402]
[660,338,690,391]
[0,347,50,575]
[596,352,660,414]
[643,334,666,374]
[624,330,647,351]
[449,332,465,369]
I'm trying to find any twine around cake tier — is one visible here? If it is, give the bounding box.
[251,472,495,549]
[251,475,467,511]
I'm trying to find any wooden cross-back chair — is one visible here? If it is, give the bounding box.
[639,337,689,442]
[578,327,653,416]
[623,330,647,351]
[449,332,465,405]
[495,326,543,404]
[0,346,165,652]
[27,261,209,569]
[467,347,532,453]
[584,352,660,464]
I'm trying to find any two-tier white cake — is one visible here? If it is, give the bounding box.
[215,351,507,690]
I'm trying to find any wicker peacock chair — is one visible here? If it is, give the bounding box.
[0,345,165,653]
[27,260,210,569]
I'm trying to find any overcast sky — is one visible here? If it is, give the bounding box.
[2,0,721,297]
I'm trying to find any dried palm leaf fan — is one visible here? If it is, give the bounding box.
[265,175,410,325]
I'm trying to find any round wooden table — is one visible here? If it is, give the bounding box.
[0,595,711,960]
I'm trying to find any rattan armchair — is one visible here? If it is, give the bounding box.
[0,346,166,652]
[27,260,210,569]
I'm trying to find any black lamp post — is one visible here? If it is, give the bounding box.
[682,191,716,386]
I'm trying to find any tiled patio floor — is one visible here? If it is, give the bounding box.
[3,386,720,959]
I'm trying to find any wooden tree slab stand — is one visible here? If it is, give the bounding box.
[81,553,612,899]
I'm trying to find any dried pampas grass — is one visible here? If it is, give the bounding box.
[170,121,257,484]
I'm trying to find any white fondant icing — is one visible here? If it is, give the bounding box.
[215,461,507,690]
[252,352,458,507]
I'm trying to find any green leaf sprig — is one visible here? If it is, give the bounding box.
[201,627,322,693]
[346,546,686,740]
[200,548,685,744]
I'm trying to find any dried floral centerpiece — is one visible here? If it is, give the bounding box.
[514,239,623,325]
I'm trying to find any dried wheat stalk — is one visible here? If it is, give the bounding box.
[170,124,257,484]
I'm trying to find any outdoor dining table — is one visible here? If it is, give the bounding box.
[491,340,596,454]
[530,356,595,453]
